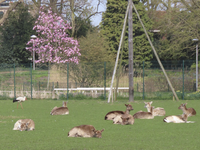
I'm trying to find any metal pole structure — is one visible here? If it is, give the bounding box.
[192,39,199,91]
[182,60,184,100]
[196,42,198,91]
[67,63,69,100]
[128,0,134,102]
[143,61,144,100]
[132,2,179,101]
[14,63,16,98]
[108,2,130,103]
[104,62,106,100]
[30,63,32,99]
[31,35,37,70]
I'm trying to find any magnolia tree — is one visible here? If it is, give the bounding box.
[26,7,81,64]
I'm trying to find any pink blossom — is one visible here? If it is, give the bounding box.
[26,7,80,64]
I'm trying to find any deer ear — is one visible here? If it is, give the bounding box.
[150,101,153,104]
[125,104,128,107]
[101,129,105,132]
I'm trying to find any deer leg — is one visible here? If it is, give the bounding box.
[17,103,19,109]
[20,103,23,109]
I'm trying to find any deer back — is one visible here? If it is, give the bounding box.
[51,107,69,115]
[153,107,166,116]
[68,125,104,138]
[21,119,35,130]
[163,114,187,123]
[133,111,154,119]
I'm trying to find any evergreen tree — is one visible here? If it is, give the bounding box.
[101,0,153,66]
[0,3,36,64]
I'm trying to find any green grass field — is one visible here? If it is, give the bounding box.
[0,99,199,150]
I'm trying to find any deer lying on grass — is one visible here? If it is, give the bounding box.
[68,125,104,138]
[13,119,35,131]
[178,103,196,117]
[144,101,166,116]
[105,104,133,120]
[50,101,69,115]
[163,114,195,123]
[133,105,154,119]
[113,114,134,125]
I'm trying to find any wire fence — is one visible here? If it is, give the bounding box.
[0,60,199,100]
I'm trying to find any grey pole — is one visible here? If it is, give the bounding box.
[128,0,134,102]
[192,39,199,91]
[31,35,37,70]
[196,43,198,91]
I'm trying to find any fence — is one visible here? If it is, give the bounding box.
[0,60,199,100]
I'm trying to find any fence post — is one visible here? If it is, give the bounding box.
[67,63,69,100]
[143,61,144,100]
[14,63,16,98]
[30,63,32,99]
[182,60,184,100]
[104,62,106,100]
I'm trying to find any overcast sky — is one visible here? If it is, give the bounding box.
[91,1,106,26]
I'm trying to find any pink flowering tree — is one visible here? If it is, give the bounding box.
[26,7,81,64]
[26,7,81,88]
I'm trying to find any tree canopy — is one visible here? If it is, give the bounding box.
[0,3,36,64]
[100,0,154,66]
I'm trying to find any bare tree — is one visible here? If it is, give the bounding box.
[28,0,105,37]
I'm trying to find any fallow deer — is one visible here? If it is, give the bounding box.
[178,103,196,117]
[13,119,35,131]
[68,125,104,138]
[144,101,166,116]
[50,101,69,115]
[104,104,133,120]
[163,114,195,123]
[113,114,134,125]
[133,105,154,119]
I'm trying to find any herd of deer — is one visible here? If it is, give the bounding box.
[13,99,196,138]
[105,102,196,125]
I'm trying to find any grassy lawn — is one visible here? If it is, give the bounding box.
[0,99,199,150]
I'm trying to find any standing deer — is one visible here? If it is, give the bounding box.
[68,125,104,138]
[178,103,196,117]
[163,114,195,123]
[13,119,35,131]
[113,114,134,125]
[50,101,69,115]
[105,104,133,120]
[144,101,166,116]
[133,105,154,119]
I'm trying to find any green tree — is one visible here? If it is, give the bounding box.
[145,0,200,61]
[100,0,154,66]
[78,29,115,62]
[0,3,36,64]
[67,29,115,87]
